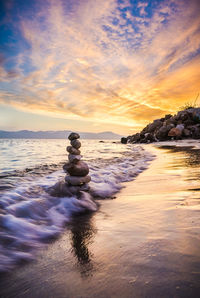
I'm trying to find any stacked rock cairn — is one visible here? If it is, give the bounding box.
[63,132,91,195]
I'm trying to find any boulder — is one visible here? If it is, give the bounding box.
[188,125,200,139]
[156,125,172,140]
[183,119,195,127]
[177,111,189,122]
[144,133,155,142]
[68,132,80,141]
[164,117,176,126]
[121,137,127,144]
[183,129,191,137]
[192,109,200,123]
[164,114,172,120]
[147,120,163,133]
[66,146,81,155]
[63,161,89,176]
[65,175,91,186]
[176,124,184,132]
[168,127,182,137]
[124,107,200,143]
[71,139,81,149]
[130,133,141,143]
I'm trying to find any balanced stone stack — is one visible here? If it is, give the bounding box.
[63,133,91,193]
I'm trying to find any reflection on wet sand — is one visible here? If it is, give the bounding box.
[159,145,200,169]
[0,143,200,298]
[69,213,97,278]
[158,145,200,193]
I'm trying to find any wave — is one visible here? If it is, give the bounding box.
[0,145,154,272]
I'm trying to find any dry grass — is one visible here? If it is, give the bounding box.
[179,93,199,110]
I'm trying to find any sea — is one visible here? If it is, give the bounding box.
[0,138,154,272]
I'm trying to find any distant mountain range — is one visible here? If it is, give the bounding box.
[0,130,122,139]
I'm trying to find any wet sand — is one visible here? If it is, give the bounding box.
[1,144,200,298]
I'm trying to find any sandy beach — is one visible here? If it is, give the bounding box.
[0,143,200,298]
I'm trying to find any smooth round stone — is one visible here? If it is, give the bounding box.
[49,181,73,197]
[71,139,81,149]
[68,132,80,141]
[65,175,91,186]
[63,161,89,176]
[68,154,82,163]
[66,146,81,155]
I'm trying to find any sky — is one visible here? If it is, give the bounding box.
[0,0,200,134]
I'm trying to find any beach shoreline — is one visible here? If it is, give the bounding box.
[0,143,200,298]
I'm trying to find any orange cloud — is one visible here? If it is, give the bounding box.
[0,0,200,133]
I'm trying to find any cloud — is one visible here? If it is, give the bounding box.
[0,0,200,132]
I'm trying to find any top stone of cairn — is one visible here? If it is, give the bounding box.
[68,132,80,141]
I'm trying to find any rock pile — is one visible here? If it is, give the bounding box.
[50,132,91,197]
[63,133,91,193]
[122,107,200,144]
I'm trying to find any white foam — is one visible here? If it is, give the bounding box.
[0,144,154,272]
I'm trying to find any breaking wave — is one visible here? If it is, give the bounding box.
[0,142,154,272]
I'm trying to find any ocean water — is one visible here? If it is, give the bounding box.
[0,139,154,272]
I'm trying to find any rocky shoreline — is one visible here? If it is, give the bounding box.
[121,107,200,144]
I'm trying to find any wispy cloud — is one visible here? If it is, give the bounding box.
[0,0,200,132]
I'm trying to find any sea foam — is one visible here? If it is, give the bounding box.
[0,143,154,272]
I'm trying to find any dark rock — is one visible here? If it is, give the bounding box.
[49,181,73,197]
[65,175,91,186]
[124,107,200,143]
[183,119,195,127]
[66,146,81,155]
[63,161,89,176]
[156,125,172,140]
[139,138,147,143]
[183,129,191,137]
[129,133,141,143]
[71,139,81,149]
[188,125,200,139]
[68,132,80,141]
[164,114,172,120]
[192,109,200,123]
[99,140,105,143]
[121,137,127,144]
[176,111,189,122]
[147,120,163,133]
[144,133,155,142]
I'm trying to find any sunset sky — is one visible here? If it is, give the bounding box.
[0,0,200,134]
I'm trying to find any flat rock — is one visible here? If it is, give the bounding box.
[49,181,73,197]
[68,132,80,141]
[68,154,82,163]
[71,139,81,149]
[63,161,89,176]
[66,146,81,155]
[65,175,91,186]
